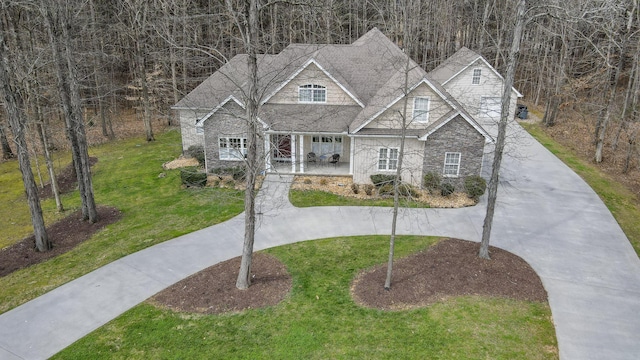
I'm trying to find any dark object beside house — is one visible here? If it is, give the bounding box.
[516,104,528,119]
[329,154,340,167]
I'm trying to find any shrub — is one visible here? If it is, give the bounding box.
[303,178,312,185]
[440,182,455,197]
[423,172,441,193]
[378,183,394,196]
[319,178,328,186]
[398,183,420,199]
[370,174,398,187]
[351,183,360,194]
[211,179,220,187]
[180,167,207,187]
[224,179,236,188]
[210,166,245,181]
[364,184,374,196]
[186,145,205,165]
[464,175,487,200]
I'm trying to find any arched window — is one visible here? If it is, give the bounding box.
[298,84,326,103]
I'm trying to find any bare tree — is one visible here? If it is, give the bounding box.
[479,0,526,259]
[0,15,50,251]
[43,0,98,223]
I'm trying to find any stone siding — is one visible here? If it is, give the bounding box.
[422,115,486,189]
[202,101,265,172]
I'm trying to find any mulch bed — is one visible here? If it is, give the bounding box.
[0,206,121,277]
[352,238,547,310]
[150,253,292,314]
[152,238,547,315]
[38,157,98,198]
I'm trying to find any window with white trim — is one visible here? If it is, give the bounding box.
[413,97,430,123]
[219,137,247,160]
[195,123,204,135]
[443,152,461,177]
[311,135,343,155]
[472,68,481,85]
[378,147,399,171]
[298,84,326,103]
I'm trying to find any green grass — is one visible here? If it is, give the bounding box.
[0,130,244,314]
[53,236,557,360]
[522,122,640,256]
[290,189,430,208]
[0,152,72,249]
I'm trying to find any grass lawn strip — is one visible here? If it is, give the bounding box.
[53,236,557,360]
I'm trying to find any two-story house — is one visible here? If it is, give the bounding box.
[173,28,518,187]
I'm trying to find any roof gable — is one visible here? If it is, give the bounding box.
[262,59,364,107]
[429,47,523,97]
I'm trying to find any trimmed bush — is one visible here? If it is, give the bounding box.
[464,175,487,200]
[210,166,246,181]
[180,167,207,187]
[440,182,455,197]
[319,178,328,186]
[186,145,205,165]
[303,178,312,185]
[398,183,420,199]
[423,172,441,193]
[351,183,360,194]
[370,174,398,187]
[378,183,394,196]
[364,184,374,196]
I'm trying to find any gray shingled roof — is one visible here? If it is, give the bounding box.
[429,47,481,85]
[173,28,491,139]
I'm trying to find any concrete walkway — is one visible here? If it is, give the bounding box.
[1,124,639,359]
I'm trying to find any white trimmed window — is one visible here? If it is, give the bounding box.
[298,84,326,103]
[443,152,461,177]
[413,97,430,123]
[472,68,482,85]
[219,137,247,160]
[311,135,342,155]
[195,123,204,135]
[378,148,399,171]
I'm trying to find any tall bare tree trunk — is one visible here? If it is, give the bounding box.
[233,0,260,290]
[0,121,14,159]
[43,2,98,223]
[0,31,50,252]
[385,3,412,291]
[479,0,526,259]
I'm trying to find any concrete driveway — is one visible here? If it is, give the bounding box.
[0,123,639,359]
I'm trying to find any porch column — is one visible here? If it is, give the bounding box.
[349,136,355,174]
[291,135,297,173]
[265,134,272,172]
[299,135,305,173]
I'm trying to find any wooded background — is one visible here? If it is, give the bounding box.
[1,0,638,190]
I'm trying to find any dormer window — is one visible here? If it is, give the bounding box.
[413,97,430,123]
[298,84,326,103]
[472,68,481,85]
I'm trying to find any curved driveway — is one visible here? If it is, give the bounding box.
[0,124,639,359]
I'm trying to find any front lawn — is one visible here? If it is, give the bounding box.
[53,236,557,360]
[0,130,244,314]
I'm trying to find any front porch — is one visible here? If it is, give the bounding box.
[265,133,351,176]
[268,159,351,176]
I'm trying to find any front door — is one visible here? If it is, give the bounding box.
[273,135,291,161]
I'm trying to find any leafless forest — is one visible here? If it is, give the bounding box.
[1,0,639,192]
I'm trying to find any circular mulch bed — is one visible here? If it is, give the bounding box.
[152,238,547,315]
[0,205,121,277]
[150,253,292,314]
[351,238,547,310]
